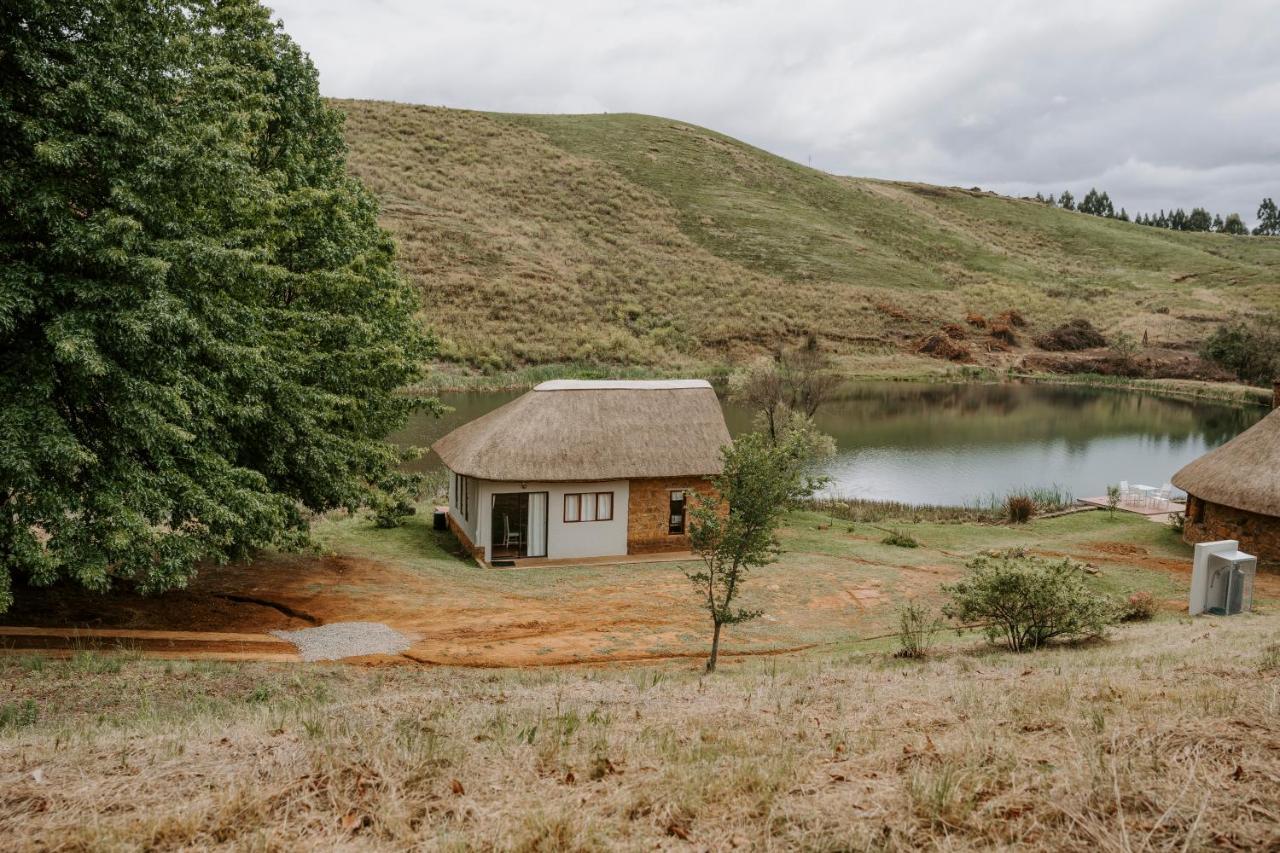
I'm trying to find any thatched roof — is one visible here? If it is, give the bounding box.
[432,380,731,481]
[1172,407,1280,517]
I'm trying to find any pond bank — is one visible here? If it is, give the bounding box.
[406,359,1269,409]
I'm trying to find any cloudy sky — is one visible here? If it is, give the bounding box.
[272,0,1280,223]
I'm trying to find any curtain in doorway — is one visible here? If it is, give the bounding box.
[526,492,547,557]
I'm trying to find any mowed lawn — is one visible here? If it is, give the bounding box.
[301,504,1220,664]
[5,503,1268,668]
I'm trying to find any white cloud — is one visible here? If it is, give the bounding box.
[268,0,1280,222]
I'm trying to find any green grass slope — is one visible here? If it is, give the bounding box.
[336,99,1280,374]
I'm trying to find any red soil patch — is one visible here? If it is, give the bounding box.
[3,552,800,667]
[1092,541,1149,556]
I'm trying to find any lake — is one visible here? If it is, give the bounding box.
[391,382,1264,506]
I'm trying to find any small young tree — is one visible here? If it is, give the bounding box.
[1110,332,1140,370]
[1106,484,1122,518]
[942,551,1118,652]
[729,335,838,443]
[688,416,833,672]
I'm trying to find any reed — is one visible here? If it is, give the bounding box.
[811,485,1075,525]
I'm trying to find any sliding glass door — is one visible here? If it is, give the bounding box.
[490,491,548,559]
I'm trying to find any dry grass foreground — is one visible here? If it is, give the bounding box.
[2,615,1279,850]
[335,99,1280,375]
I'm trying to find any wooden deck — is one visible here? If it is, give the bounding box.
[1079,495,1184,522]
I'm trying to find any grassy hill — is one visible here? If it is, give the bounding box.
[336,99,1280,378]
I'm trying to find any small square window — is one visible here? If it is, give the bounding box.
[669,490,686,535]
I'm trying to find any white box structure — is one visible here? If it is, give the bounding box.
[1190,540,1257,616]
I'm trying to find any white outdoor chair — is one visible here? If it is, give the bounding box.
[502,514,523,549]
[1156,483,1173,510]
[1119,481,1131,506]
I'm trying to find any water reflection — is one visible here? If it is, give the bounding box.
[392,382,1263,506]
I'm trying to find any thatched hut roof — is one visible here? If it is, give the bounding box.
[1172,407,1280,517]
[432,380,731,481]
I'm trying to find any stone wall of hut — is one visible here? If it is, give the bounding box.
[446,512,485,560]
[1182,494,1280,566]
[627,477,718,554]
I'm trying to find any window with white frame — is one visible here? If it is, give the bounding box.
[453,473,470,521]
[564,492,613,523]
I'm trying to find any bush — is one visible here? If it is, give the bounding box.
[965,312,987,329]
[369,485,418,529]
[1121,591,1158,622]
[1199,318,1280,387]
[0,699,38,730]
[1109,332,1140,365]
[881,528,920,548]
[895,601,945,659]
[1167,511,1185,534]
[1005,494,1035,523]
[1034,319,1107,351]
[942,551,1119,652]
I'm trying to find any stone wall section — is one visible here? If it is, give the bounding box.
[627,476,718,554]
[1183,495,1280,566]
[447,512,485,561]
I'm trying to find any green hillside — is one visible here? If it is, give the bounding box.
[335,99,1280,376]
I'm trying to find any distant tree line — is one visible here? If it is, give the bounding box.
[1035,190,1280,236]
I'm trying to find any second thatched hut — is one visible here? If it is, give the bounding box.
[1172,383,1280,565]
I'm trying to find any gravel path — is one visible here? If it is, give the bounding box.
[271,622,411,662]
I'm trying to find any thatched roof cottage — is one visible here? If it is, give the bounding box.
[1172,384,1280,565]
[432,380,731,565]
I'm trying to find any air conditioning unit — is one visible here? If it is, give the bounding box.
[1189,540,1256,616]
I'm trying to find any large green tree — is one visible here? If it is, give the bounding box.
[0,0,434,610]
[1255,198,1280,236]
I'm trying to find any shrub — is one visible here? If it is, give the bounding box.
[1199,318,1280,387]
[881,528,920,548]
[942,551,1119,652]
[1034,319,1107,351]
[368,474,422,528]
[965,312,987,329]
[1121,591,1158,622]
[1005,494,1035,523]
[0,699,38,730]
[1110,332,1140,365]
[1167,511,1185,534]
[895,601,945,659]
[941,323,968,340]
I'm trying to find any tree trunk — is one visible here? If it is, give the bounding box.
[706,621,723,673]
